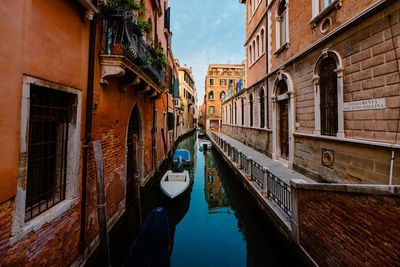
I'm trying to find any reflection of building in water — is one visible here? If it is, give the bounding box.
[204,153,231,214]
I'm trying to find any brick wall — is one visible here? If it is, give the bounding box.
[0,201,80,266]
[295,186,400,265]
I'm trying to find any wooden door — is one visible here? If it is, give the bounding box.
[279,99,289,159]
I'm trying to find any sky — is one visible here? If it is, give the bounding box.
[169,0,246,105]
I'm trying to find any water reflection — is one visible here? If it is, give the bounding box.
[204,151,231,215]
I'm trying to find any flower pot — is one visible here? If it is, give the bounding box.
[110,43,124,55]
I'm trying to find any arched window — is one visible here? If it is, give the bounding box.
[241,98,245,126]
[320,57,338,136]
[231,103,233,124]
[259,88,265,128]
[278,0,287,46]
[220,91,226,100]
[252,40,256,62]
[249,0,252,17]
[249,46,252,65]
[208,90,214,100]
[234,102,237,125]
[256,35,260,58]
[250,93,254,127]
[261,29,265,53]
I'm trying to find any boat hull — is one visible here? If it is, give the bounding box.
[160,170,190,199]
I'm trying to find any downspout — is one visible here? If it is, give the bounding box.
[266,0,270,129]
[388,13,400,185]
[80,14,97,252]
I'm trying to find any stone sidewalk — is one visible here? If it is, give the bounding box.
[210,131,315,184]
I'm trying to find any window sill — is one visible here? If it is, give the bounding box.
[309,0,342,27]
[10,198,78,246]
[274,42,289,56]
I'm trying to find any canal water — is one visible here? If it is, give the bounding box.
[87,132,306,266]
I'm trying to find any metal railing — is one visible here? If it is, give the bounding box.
[101,10,166,87]
[210,131,292,218]
[251,161,263,189]
[267,172,291,217]
[233,147,239,162]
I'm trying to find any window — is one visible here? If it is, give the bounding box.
[249,46,253,65]
[250,94,254,127]
[241,98,245,126]
[320,57,338,136]
[229,79,235,88]
[220,91,226,100]
[256,35,260,58]
[253,40,256,62]
[208,90,214,100]
[26,85,74,221]
[230,104,233,124]
[234,102,237,125]
[210,78,214,86]
[168,112,174,130]
[277,0,288,47]
[259,88,265,128]
[220,79,227,86]
[209,106,215,114]
[319,0,333,11]
[261,29,265,53]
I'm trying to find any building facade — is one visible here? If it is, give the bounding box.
[0,0,184,265]
[205,64,245,132]
[178,63,197,135]
[222,0,400,185]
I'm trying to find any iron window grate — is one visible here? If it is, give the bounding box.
[25,85,74,222]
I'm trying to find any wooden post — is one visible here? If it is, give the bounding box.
[93,141,111,267]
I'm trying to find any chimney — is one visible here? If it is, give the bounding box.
[190,67,192,73]
[184,64,187,68]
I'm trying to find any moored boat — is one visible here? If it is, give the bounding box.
[122,207,170,267]
[172,149,191,164]
[160,170,190,199]
[199,140,212,150]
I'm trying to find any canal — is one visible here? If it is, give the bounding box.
[87,132,306,266]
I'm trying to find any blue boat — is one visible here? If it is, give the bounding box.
[122,207,170,267]
[172,149,191,164]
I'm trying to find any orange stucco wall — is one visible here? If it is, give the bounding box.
[0,0,90,203]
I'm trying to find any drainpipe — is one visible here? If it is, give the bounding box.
[80,14,97,252]
[266,0,270,129]
[152,99,158,172]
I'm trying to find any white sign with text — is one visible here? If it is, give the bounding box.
[343,98,386,111]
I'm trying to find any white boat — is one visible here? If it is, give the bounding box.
[160,170,190,199]
[199,140,212,150]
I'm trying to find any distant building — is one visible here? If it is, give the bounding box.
[204,64,245,131]
[178,63,197,135]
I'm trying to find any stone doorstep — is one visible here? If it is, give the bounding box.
[207,131,292,233]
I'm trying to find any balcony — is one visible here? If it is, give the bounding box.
[99,10,166,98]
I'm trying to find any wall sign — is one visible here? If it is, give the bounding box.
[343,98,386,112]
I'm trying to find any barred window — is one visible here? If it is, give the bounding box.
[26,85,74,221]
[320,57,338,136]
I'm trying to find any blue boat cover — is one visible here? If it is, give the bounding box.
[173,149,191,163]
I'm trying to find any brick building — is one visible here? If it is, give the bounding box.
[0,0,182,265]
[205,64,245,131]
[221,0,400,184]
[177,63,197,135]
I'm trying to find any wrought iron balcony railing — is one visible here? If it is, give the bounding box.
[101,10,166,87]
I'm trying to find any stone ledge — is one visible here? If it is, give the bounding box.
[291,179,400,195]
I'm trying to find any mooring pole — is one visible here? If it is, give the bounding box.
[93,141,111,267]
